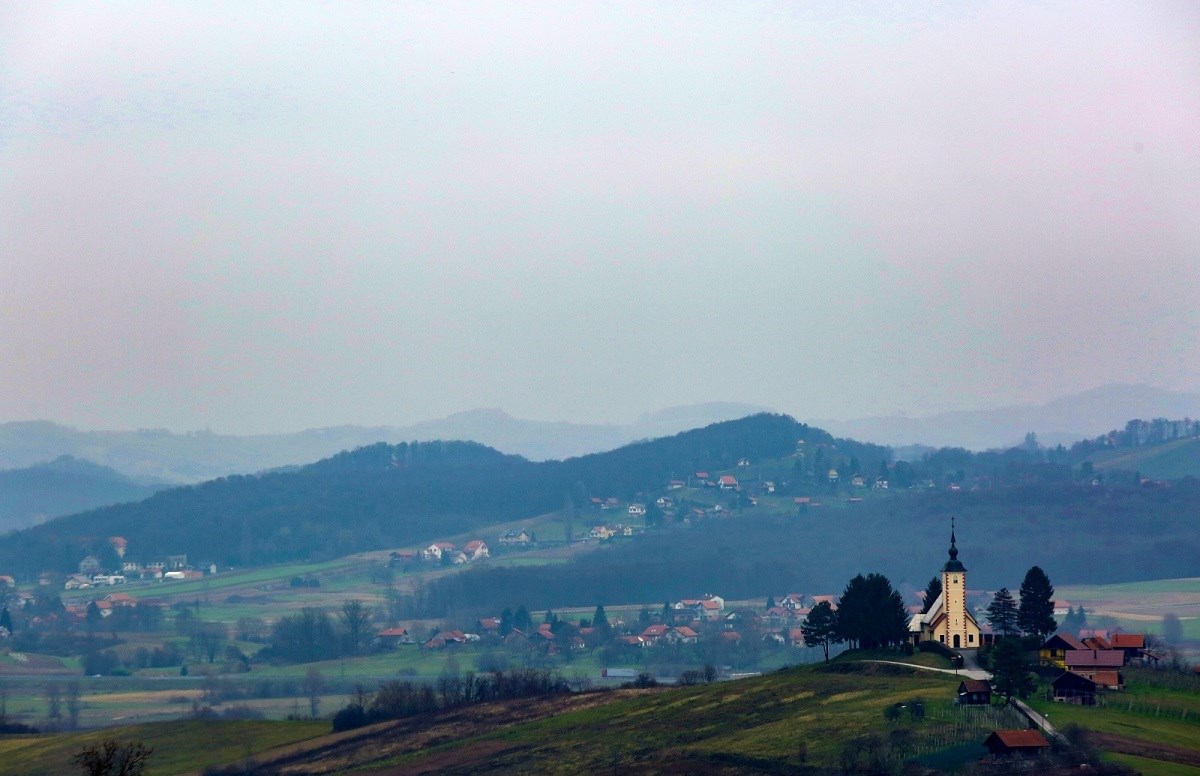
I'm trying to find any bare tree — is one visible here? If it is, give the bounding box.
[301,667,325,718]
[340,599,373,656]
[66,681,82,729]
[73,739,153,776]
[45,683,62,729]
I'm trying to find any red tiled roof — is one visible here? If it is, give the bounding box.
[1065,649,1125,668]
[985,730,1049,749]
[674,626,698,638]
[1092,671,1122,687]
[1044,633,1086,651]
[959,679,991,693]
[378,627,408,637]
[1110,633,1145,649]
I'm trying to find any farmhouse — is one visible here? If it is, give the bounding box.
[1040,633,1086,668]
[957,679,991,705]
[909,521,982,649]
[983,730,1050,756]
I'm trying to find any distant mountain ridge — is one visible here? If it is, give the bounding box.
[0,402,769,482]
[816,384,1200,450]
[0,456,160,533]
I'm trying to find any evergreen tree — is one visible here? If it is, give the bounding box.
[766,595,776,610]
[800,600,841,662]
[920,577,942,614]
[499,607,513,636]
[990,637,1036,704]
[835,573,910,649]
[985,587,1018,637]
[592,605,610,634]
[0,607,12,634]
[514,605,533,634]
[1017,566,1057,640]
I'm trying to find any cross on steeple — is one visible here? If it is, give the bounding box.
[943,516,966,572]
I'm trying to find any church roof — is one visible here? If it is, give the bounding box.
[943,521,966,573]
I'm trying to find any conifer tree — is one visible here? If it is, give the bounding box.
[1017,566,1057,640]
[985,587,1018,636]
[920,577,942,614]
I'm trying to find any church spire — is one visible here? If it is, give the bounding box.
[943,517,966,572]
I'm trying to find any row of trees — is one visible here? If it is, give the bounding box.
[258,601,374,663]
[983,566,1056,641]
[800,573,910,661]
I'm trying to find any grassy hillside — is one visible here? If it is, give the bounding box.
[0,719,328,776]
[1088,437,1200,480]
[179,663,1020,774]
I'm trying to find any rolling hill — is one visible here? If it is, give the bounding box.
[1087,436,1200,480]
[0,456,161,533]
[0,414,877,576]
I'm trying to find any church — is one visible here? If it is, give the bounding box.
[909,521,982,649]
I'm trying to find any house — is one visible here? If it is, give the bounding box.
[1039,633,1087,668]
[64,574,91,590]
[957,679,992,705]
[463,540,489,561]
[1052,670,1101,704]
[617,635,645,648]
[850,475,866,488]
[655,497,670,508]
[1109,633,1146,662]
[694,472,710,481]
[668,480,684,490]
[627,503,646,517]
[422,542,455,561]
[640,624,669,645]
[673,626,699,644]
[589,525,616,540]
[376,627,411,648]
[477,618,501,635]
[982,730,1050,756]
[1064,649,1126,681]
[909,522,981,649]
[737,457,750,467]
[718,475,738,490]
[1081,635,1112,651]
[166,554,188,570]
[763,481,775,493]
[499,529,533,546]
[388,550,417,567]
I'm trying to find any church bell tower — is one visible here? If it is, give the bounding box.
[939,517,978,648]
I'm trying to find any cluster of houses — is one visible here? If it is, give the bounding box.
[389,539,491,567]
[1040,630,1154,704]
[59,539,213,590]
[377,592,843,656]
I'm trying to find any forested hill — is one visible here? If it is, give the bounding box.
[0,414,879,576]
[0,456,160,533]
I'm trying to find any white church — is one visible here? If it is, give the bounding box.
[909,521,983,649]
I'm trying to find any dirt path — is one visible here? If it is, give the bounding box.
[1090,731,1200,768]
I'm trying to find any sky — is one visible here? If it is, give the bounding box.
[2,2,1198,434]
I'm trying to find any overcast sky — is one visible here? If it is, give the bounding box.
[2,2,1198,433]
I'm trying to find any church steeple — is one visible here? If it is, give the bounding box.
[943,517,966,572]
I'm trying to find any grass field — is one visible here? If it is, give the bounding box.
[0,719,329,776]
[1056,577,1200,641]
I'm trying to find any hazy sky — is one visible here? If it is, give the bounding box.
[2,2,1198,433]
